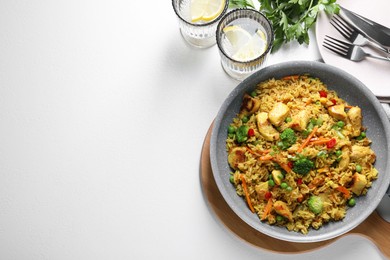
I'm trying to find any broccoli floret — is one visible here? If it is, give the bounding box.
[293,157,314,175]
[308,195,323,214]
[279,128,297,150]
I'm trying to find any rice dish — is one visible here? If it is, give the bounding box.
[226,75,377,234]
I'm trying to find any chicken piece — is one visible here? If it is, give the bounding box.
[320,97,335,107]
[274,201,293,221]
[350,145,376,164]
[291,110,310,131]
[271,170,283,185]
[338,146,350,171]
[351,172,367,195]
[328,104,347,121]
[256,112,280,141]
[268,102,290,126]
[228,147,247,170]
[240,94,260,115]
[255,182,269,200]
[347,106,362,137]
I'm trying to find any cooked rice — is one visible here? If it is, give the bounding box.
[226,75,377,234]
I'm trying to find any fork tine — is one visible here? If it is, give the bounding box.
[325,35,352,49]
[323,36,349,57]
[322,43,346,57]
[333,15,353,30]
[330,15,353,40]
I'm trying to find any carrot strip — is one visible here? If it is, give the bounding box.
[297,126,319,153]
[336,186,351,199]
[272,157,292,173]
[240,175,255,213]
[255,152,292,173]
[259,154,273,161]
[261,198,273,220]
[310,139,332,146]
[246,147,271,157]
[282,75,300,81]
[310,137,329,142]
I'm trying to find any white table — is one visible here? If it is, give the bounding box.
[0,1,387,259]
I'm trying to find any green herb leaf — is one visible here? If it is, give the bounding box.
[229,0,255,9]
[232,0,340,52]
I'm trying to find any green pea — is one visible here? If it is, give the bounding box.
[268,179,275,187]
[357,132,366,140]
[348,198,356,207]
[285,117,292,123]
[276,215,284,222]
[250,91,257,97]
[228,126,236,134]
[286,186,293,192]
[242,116,249,123]
[356,164,362,173]
[229,175,234,184]
[335,150,342,157]
[336,121,345,128]
[280,182,288,189]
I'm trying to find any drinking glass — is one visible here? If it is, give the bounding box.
[172,0,229,48]
[216,9,274,80]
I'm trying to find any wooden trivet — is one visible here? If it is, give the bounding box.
[200,123,390,256]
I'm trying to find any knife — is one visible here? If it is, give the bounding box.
[341,7,390,36]
[340,6,390,48]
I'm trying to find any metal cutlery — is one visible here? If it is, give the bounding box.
[322,35,390,62]
[330,15,389,54]
[340,6,390,46]
[377,96,390,104]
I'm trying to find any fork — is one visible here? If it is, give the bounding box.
[322,35,390,62]
[330,15,389,54]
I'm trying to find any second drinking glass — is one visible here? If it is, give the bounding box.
[216,9,274,81]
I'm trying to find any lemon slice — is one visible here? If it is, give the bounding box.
[232,30,268,62]
[223,25,252,54]
[191,0,226,23]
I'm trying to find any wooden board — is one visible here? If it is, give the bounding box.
[200,123,390,255]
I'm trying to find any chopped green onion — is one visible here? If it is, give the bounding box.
[317,150,327,158]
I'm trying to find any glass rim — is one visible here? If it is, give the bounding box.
[216,8,274,64]
[171,0,230,27]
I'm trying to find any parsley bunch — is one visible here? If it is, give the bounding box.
[229,0,340,52]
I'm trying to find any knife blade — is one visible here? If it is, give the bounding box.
[340,6,390,48]
[341,6,390,36]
